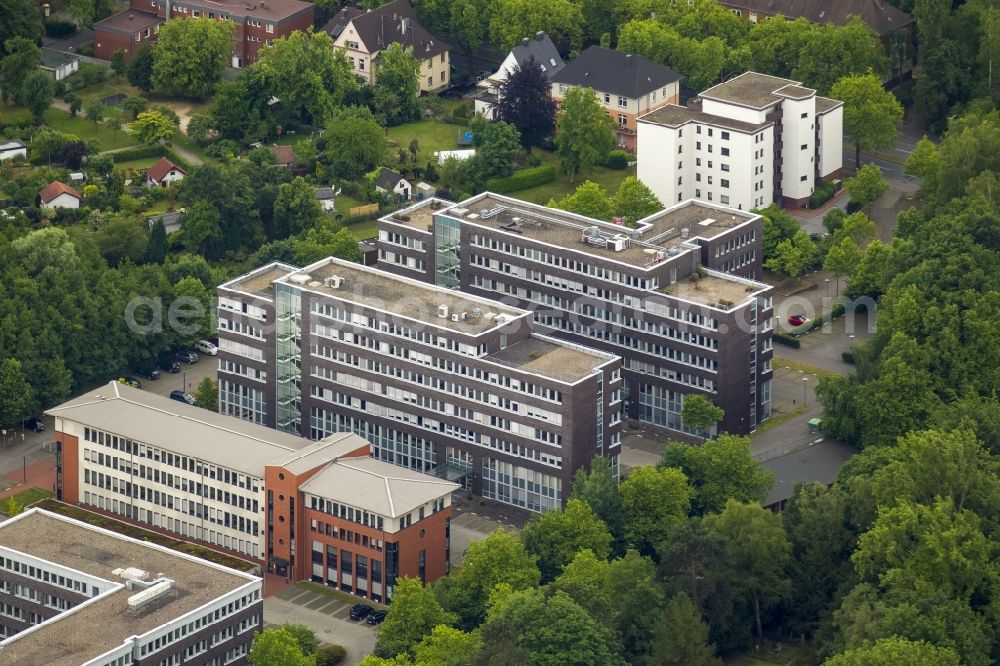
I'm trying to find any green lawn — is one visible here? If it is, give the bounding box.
[515,150,636,204]
[44,108,138,150]
[346,218,378,240]
[170,131,213,164]
[144,199,174,215]
[115,157,160,171]
[71,76,139,105]
[0,488,55,515]
[335,194,364,217]
[386,119,472,165]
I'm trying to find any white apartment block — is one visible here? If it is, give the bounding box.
[638,72,843,210]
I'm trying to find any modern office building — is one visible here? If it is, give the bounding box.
[0,508,261,666]
[217,258,623,511]
[376,195,774,436]
[637,72,843,210]
[48,381,458,600]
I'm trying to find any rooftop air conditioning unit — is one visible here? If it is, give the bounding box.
[438,304,450,318]
[471,308,482,317]
[611,234,630,251]
[460,312,468,320]
[451,313,460,322]
[494,314,511,326]
[323,276,342,289]
[680,228,690,238]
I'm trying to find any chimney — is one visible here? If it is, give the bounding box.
[401,16,409,34]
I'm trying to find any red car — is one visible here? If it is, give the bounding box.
[788,314,808,327]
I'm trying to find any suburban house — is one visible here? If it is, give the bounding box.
[146,156,186,187]
[637,72,843,210]
[270,144,294,167]
[0,140,26,161]
[375,167,410,202]
[38,181,82,209]
[716,0,916,85]
[474,31,566,121]
[95,0,314,66]
[316,186,336,211]
[39,48,80,80]
[551,46,681,153]
[324,0,450,93]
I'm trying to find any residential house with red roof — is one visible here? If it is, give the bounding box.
[146,157,186,187]
[270,144,294,167]
[39,181,82,209]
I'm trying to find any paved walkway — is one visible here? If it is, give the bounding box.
[0,457,56,502]
[264,585,377,665]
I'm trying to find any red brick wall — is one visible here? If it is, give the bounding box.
[94,28,143,62]
[396,506,452,583]
[55,432,78,504]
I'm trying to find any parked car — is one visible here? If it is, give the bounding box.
[135,367,160,380]
[23,417,45,432]
[119,376,142,388]
[169,390,196,405]
[366,609,388,625]
[788,314,808,327]
[175,350,199,364]
[195,340,218,356]
[349,604,373,621]
[158,358,181,373]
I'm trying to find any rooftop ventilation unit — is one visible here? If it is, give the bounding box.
[288,273,311,285]
[451,313,460,322]
[451,207,469,216]
[471,308,482,318]
[681,228,690,238]
[324,275,342,289]
[610,234,630,251]
[126,579,174,609]
[438,304,450,319]
[113,567,149,582]
[494,314,512,326]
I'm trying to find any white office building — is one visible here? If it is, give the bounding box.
[638,72,843,210]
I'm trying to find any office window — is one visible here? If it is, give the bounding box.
[721,164,730,172]
[604,93,610,104]
[695,173,701,182]
[677,176,682,185]
[721,179,730,188]
[800,175,808,181]
[708,176,713,184]
[721,131,730,140]
[695,189,701,197]
[678,160,682,169]
[708,128,713,137]
[801,112,808,118]
[696,141,701,150]
[707,192,713,200]
[696,158,701,166]
[696,125,701,134]
[677,192,683,201]
[721,147,730,156]
[708,144,713,153]
[801,144,807,150]
[720,195,729,204]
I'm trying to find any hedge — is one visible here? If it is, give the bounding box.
[109,144,191,170]
[45,20,77,38]
[808,180,837,208]
[774,332,801,348]
[485,164,556,193]
[799,303,846,334]
[601,149,632,170]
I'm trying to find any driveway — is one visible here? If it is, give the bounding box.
[265,584,378,665]
[43,28,95,54]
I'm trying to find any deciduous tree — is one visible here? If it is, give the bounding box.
[127,44,155,92]
[844,163,888,211]
[824,637,960,666]
[131,110,176,144]
[679,394,725,437]
[0,37,40,105]
[193,377,218,411]
[273,176,322,240]
[248,627,315,666]
[660,434,773,515]
[0,0,43,58]
[412,626,482,666]
[611,176,662,225]
[469,116,521,179]
[152,19,233,97]
[375,577,456,658]
[489,0,583,52]
[830,72,903,168]
[764,230,816,280]
[371,42,421,126]
[621,466,691,555]
[324,106,386,179]
[180,200,224,258]
[521,498,612,582]
[651,592,722,666]
[570,456,625,553]
[0,358,32,427]
[555,86,616,183]
[496,56,557,150]
[548,181,614,220]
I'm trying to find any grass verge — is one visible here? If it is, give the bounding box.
[297,581,387,610]
[773,357,839,379]
[35,499,258,572]
[44,108,138,150]
[346,218,378,240]
[0,488,54,515]
[753,405,808,436]
[513,150,634,204]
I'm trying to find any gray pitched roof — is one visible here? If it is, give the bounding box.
[0,140,26,151]
[315,186,336,200]
[375,167,405,191]
[40,48,79,69]
[720,0,913,35]
[552,46,681,100]
[510,32,565,80]
[327,0,447,59]
[299,456,458,518]
[324,6,363,39]
[45,382,369,476]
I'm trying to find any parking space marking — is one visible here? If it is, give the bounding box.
[304,595,332,610]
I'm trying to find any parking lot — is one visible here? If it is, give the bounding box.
[264,584,379,665]
[133,353,218,399]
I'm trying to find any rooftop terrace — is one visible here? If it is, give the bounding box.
[0,510,256,666]
[443,193,757,269]
[487,336,614,383]
[281,259,526,335]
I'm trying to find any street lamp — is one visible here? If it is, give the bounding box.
[802,377,809,406]
[825,278,830,297]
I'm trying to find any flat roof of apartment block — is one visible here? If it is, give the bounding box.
[666,271,765,308]
[281,259,526,334]
[45,382,369,476]
[638,104,772,133]
[442,193,757,269]
[0,509,257,666]
[221,262,297,297]
[379,198,448,233]
[699,72,813,109]
[487,336,615,383]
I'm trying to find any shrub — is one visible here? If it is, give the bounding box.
[808,180,837,208]
[78,63,109,86]
[45,20,77,38]
[846,200,864,214]
[484,164,556,193]
[315,645,347,666]
[773,332,801,348]
[601,149,632,170]
[842,351,855,364]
